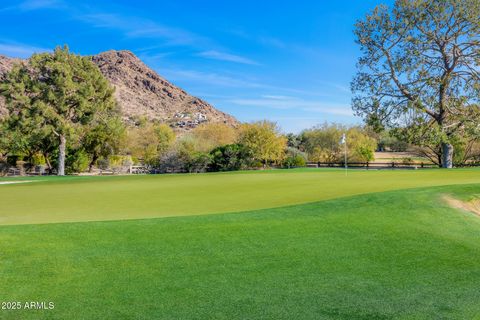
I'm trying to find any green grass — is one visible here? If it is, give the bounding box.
[2,169,480,319]
[2,182,480,319]
[2,168,480,225]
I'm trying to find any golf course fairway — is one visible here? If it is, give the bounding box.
[1,169,480,319]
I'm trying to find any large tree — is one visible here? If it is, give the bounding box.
[352,0,480,168]
[1,46,117,175]
[126,123,175,167]
[82,116,125,172]
[238,120,287,167]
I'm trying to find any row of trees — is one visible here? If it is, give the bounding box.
[0,46,313,175]
[97,120,378,174]
[5,0,480,177]
[2,44,475,176]
[124,120,291,173]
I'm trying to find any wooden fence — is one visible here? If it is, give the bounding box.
[306,161,480,169]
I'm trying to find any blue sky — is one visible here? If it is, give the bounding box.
[0,0,388,132]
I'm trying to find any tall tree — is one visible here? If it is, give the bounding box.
[82,116,125,172]
[126,123,175,166]
[1,46,117,175]
[238,120,287,167]
[352,0,480,168]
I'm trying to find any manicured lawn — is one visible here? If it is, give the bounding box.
[1,168,480,225]
[1,183,480,319]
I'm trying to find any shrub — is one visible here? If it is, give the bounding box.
[282,147,307,168]
[66,150,90,173]
[209,144,253,171]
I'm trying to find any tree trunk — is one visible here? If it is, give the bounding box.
[43,152,52,174]
[58,135,66,176]
[441,142,453,169]
[89,154,98,173]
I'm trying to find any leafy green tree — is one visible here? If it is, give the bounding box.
[301,124,376,163]
[301,123,345,162]
[286,133,304,150]
[1,46,117,175]
[127,123,175,166]
[238,121,287,167]
[348,128,377,162]
[83,116,125,172]
[352,0,480,168]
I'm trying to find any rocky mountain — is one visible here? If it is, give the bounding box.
[0,50,237,130]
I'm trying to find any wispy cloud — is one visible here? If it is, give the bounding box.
[161,68,266,89]
[0,42,50,58]
[196,50,259,65]
[229,96,353,116]
[1,0,63,12]
[78,13,209,47]
[20,0,61,10]
[226,29,286,49]
[261,95,293,100]
[257,36,286,48]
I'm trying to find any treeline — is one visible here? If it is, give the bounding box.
[0,46,378,176]
[2,46,479,176]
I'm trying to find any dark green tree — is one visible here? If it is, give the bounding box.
[82,116,125,172]
[352,0,480,168]
[1,46,117,175]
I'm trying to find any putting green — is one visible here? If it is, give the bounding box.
[1,183,480,319]
[1,168,480,225]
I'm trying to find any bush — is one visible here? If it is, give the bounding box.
[66,150,90,173]
[282,147,307,168]
[158,150,187,173]
[186,152,212,173]
[283,155,306,168]
[108,155,133,173]
[209,144,253,171]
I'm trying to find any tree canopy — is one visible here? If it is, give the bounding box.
[1,46,119,175]
[238,121,287,166]
[352,0,480,168]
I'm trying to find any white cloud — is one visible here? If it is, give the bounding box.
[78,13,209,47]
[229,96,353,116]
[196,50,259,65]
[19,0,61,10]
[1,0,63,12]
[0,42,50,58]
[261,95,293,100]
[160,69,265,89]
